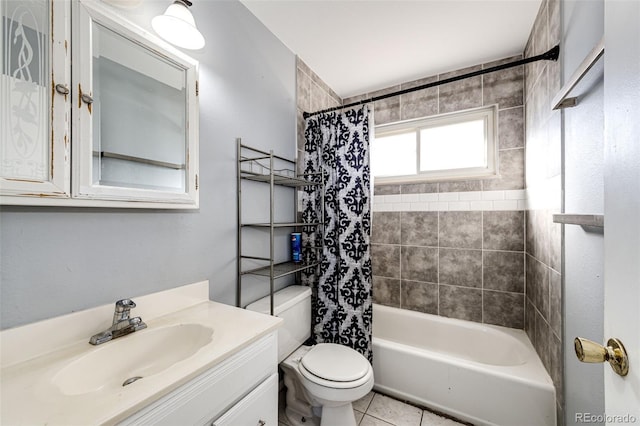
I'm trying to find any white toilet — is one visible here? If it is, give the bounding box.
[247,285,374,426]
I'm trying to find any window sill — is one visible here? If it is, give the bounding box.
[374,170,498,185]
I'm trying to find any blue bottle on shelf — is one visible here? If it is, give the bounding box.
[291,233,302,263]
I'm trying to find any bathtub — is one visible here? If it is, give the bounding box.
[372,304,556,426]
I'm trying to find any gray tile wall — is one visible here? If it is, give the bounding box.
[345,55,527,330]
[295,57,342,156]
[295,54,527,329]
[372,211,525,328]
[345,55,526,194]
[523,0,564,423]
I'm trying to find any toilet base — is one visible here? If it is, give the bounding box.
[319,403,357,426]
[285,400,358,426]
[285,406,320,426]
[320,403,356,426]
[283,355,318,426]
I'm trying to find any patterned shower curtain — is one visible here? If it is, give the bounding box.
[301,105,373,362]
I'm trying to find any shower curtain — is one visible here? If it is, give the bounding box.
[301,105,373,362]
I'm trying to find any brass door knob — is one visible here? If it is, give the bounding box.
[574,337,629,376]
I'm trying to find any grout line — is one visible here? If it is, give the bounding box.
[523,210,528,328]
[399,212,403,308]
[481,210,485,324]
[437,211,440,316]
[497,104,524,112]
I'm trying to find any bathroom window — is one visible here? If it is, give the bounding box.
[372,105,497,183]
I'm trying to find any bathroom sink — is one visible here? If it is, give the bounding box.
[52,323,213,395]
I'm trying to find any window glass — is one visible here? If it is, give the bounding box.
[419,119,486,171]
[372,106,496,183]
[371,131,416,177]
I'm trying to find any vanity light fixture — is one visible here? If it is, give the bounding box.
[152,0,205,50]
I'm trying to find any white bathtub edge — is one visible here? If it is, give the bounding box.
[372,304,557,426]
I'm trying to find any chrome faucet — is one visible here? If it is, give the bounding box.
[89,299,147,345]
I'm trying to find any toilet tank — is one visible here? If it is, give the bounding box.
[246,285,311,363]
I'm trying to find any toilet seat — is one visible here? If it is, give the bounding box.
[298,343,372,389]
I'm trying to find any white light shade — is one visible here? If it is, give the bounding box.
[152,1,205,50]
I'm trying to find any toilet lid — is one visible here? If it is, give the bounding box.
[300,343,370,382]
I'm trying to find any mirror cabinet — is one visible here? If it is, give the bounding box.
[1,0,199,208]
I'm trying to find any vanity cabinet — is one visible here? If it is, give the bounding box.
[213,374,278,426]
[119,332,278,426]
[1,0,199,208]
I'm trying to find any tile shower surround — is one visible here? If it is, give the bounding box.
[523,0,563,422]
[342,52,527,329]
[296,54,528,329]
[295,22,563,422]
[372,210,525,328]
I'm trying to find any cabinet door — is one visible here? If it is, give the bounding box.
[118,333,278,426]
[1,0,71,199]
[212,373,278,426]
[71,0,199,206]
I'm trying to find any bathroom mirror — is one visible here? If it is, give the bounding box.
[91,23,187,192]
[1,0,198,207]
[72,0,199,206]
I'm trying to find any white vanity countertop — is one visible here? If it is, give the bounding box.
[0,281,282,425]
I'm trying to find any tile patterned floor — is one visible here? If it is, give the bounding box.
[279,390,466,426]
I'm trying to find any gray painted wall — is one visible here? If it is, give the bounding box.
[562,0,605,424]
[0,0,297,329]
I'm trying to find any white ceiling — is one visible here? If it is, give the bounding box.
[240,0,542,99]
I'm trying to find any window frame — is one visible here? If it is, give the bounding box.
[373,105,498,184]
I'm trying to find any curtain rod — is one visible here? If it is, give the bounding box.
[303,45,560,119]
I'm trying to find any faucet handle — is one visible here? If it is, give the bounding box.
[115,299,136,312]
[129,316,147,331]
